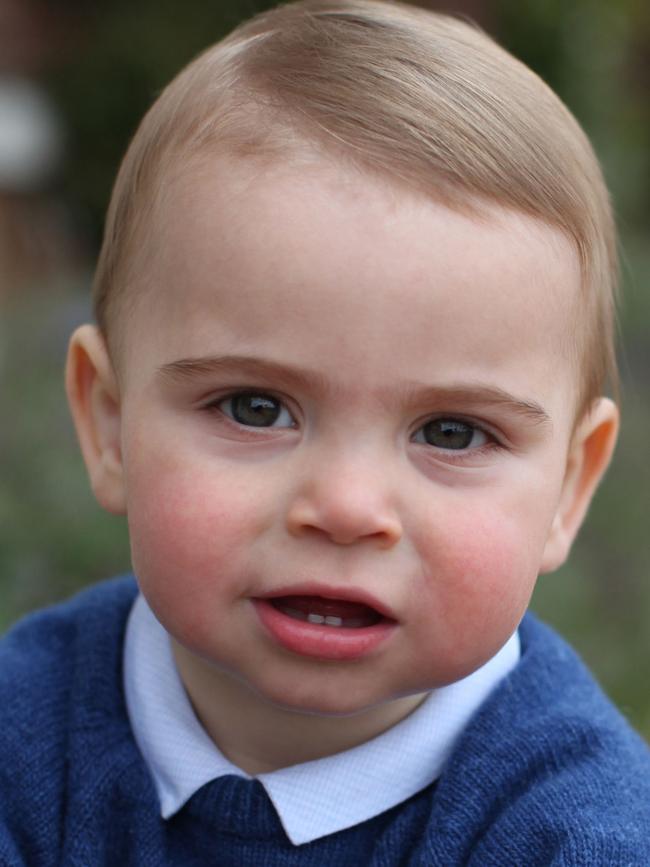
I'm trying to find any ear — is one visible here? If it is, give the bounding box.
[540,397,619,573]
[65,324,126,514]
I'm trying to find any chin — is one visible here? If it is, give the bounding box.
[251,672,392,718]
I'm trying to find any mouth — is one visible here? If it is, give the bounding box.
[252,588,397,661]
[269,595,384,629]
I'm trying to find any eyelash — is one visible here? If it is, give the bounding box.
[202,390,502,458]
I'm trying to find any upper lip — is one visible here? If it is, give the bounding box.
[255,582,398,621]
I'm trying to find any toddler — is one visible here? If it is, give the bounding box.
[2,1,649,864]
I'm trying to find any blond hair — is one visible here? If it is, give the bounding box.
[94,0,618,412]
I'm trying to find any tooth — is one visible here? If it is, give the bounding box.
[324,616,343,627]
[307,613,326,624]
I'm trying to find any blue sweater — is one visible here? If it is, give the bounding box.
[0,577,648,866]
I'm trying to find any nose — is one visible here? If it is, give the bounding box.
[285,455,403,548]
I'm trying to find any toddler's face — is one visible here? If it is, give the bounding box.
[114,154,587,716]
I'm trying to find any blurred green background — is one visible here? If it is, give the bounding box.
[0,0,648,738]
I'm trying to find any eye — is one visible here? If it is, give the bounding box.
[413,418,488,450]
[218,392,295,428]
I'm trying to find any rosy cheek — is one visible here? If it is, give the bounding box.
[413,506,541,669]
[125,466,253,628]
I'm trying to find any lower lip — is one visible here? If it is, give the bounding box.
[252,599,397,661]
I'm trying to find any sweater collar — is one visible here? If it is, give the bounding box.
[123,593,519,846]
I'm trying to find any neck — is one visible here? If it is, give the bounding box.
[172,640,426,775]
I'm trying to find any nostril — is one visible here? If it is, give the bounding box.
[286,497,402,547]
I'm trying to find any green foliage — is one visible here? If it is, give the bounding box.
[0,288,130,630]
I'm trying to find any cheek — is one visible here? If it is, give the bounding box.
[124,463,258,631]
[448,524,535,616]
[411,498,552,679]
[420,494,550,591]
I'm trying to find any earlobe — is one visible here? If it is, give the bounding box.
[65,324,127,514]
[541,397,619,573]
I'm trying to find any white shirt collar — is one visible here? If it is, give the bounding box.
[124,593,519,845]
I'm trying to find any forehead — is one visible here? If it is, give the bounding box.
[121,154,581,411]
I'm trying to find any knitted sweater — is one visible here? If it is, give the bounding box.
[0,577,648,866]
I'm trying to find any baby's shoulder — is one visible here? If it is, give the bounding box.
[0,575,137,718]
[0,577,138,865]
[426,614,650,865]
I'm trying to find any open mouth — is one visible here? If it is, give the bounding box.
[269,595,384,629]
[253,590,397,660]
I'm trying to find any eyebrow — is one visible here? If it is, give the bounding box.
[158,355,330,394]
[158,354,552,427]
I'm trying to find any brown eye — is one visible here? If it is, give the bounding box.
[219,392,294,428]
[415,418,487,450]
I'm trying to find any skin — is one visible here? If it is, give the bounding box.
[66,154,618,774]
